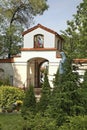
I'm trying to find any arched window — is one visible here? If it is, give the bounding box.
[34,34,44,48]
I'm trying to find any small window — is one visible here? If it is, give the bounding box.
[57,40,62,51]
[34,34,44,48]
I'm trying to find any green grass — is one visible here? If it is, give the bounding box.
[0,113,25,130]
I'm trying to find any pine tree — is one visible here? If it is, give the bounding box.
[53,68,61,88]
[38,72,51,113]
[60,57,84,116]
[21,85,36,119]
[48,56,85,126]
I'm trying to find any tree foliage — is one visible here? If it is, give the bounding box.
[21,85,36,119]
[0,0,48,58]
[82,69,87,88]
[47,55,85,126]
[59,115,87,130]
[61,0,87,58]
[37,72,51,113]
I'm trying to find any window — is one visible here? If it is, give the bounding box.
[34,34,44,48]
[57,40,63,51]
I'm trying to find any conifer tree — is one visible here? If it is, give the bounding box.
[38,71,51,113]
[53,68,61,88]
[60,57,84,116]
[21,85,36,119]
[48,55,85,126]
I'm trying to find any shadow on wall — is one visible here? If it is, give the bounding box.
[0,63,14,86]
[13,64,23,88]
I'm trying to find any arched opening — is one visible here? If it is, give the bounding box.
[39,60,49,87]
[27,57,48,88]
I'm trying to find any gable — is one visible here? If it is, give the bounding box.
[22,24,64,52]
[22,24,63,40]
[23,27,56,48]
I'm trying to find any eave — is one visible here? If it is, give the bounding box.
[73,59,87,64]
[21,48,57,51]
[22,24,63,40]
[0,58,14,63]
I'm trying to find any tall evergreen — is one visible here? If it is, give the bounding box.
[38,72,51,113]
[21,85,36,119]
[48,55,85,126]
[60,57,84,116]
[53,68,61,88]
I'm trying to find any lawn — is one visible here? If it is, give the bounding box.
[0,113,25,130]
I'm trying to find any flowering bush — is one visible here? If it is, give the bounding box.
[12,100,23,111]
[16,100,23,106]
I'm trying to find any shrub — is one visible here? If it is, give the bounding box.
[0,85,25,112]
[23,112,58,130]
[33,113,58,130]
[59,115,87,130]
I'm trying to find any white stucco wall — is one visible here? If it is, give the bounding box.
[0,63,14,86]
[13,50,61,88]
[14,51,58,62]
[0,63,14,78]
[12,62,27,88]
[0,62,27,87]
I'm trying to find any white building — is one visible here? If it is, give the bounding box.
[0,24,87,89]
[0,24,63,88]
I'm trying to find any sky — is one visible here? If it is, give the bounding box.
[33,0,83,34]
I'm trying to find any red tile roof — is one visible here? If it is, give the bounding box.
[21,48,57,51]
[73,59,87,63]
[22,24,63,40]
[0,58,14,63]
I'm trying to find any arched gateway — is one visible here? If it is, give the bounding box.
[0,24,87,89]
[17,24,63,88]
[27,57,48,88]
[0,24,63,88]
